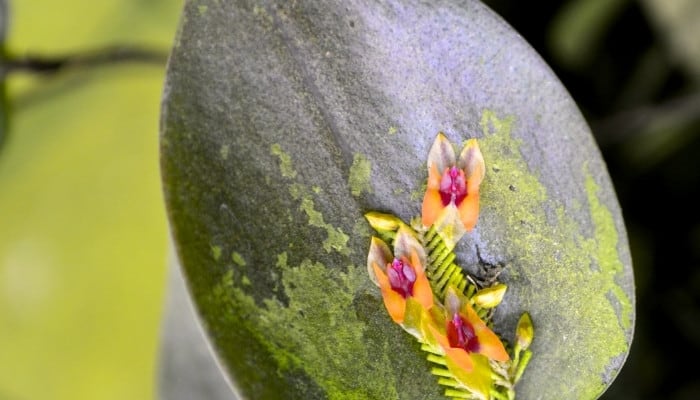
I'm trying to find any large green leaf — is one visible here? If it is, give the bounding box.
[159,1,635,399]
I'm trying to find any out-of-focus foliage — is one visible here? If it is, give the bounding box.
[0,1,180,399]
[0,0,8,147]
[484,1,700,399]
[641,0,700,82]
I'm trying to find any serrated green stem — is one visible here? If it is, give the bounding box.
[421,343,444,356]
[431,367,454,378]
[445,388,476,399]
[421,226,477,304]
[438,377,461,388]
[427,354,447,366]
[369,220,532,400]
[490,389,510,400]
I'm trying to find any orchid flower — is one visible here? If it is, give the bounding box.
[367,226,434,337]
[421,133,485,249]
[428,287,509,398]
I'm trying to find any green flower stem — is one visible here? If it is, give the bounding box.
[426,354,448,366]
[512,350,532,384]
[490,389,511,400]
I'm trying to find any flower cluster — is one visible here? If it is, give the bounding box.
[365,133,534,400]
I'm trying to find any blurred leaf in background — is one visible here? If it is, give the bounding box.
[0,1,180,399]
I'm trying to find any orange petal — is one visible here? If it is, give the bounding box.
[421,188,444,227]
[476,329,510,361]
[372,262,391,292]
[373,263,406,323]
[445,348,474,372]
[427,321,474,372]
[474,322,510,361]
[457,192,480,231]
[462,302,509,362]
[382,289,406,324]
[462,300,486,327]
[413,269,434,311]
[409,249,423,273]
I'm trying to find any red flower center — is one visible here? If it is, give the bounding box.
[387,258,416,298]
[447,313,480,353]
[439,167,467,206]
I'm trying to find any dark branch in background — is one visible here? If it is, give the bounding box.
[0,45,169,78]
[0,44,169,150]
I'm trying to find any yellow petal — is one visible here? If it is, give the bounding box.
[433,204,467,251]
[516,312,534,351]
[472,284,507,309]
[402,296,435,342]
[447,353,493,400]
[364,212,402,233]
[428,323,451,353]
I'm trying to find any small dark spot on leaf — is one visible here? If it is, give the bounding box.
[349,20,355,28]
[492,166,500,172]
[509,184,517,191]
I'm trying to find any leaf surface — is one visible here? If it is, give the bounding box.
[160,1,635,398]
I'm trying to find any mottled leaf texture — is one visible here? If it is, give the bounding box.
[159,1,635,399]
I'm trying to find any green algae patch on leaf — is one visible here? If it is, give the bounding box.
[207,260,404,400]
[231,251,246,267]
[271,143,298,179]
[348,153,373,197]
[477,110,634,399]
[160,0,634,398]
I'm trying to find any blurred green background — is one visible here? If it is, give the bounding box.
[0,1,180,399]
[0,0,698,399]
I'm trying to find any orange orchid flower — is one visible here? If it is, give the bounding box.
[421,133,485,248]
[367,226,433,325]
[429,287,509,373]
